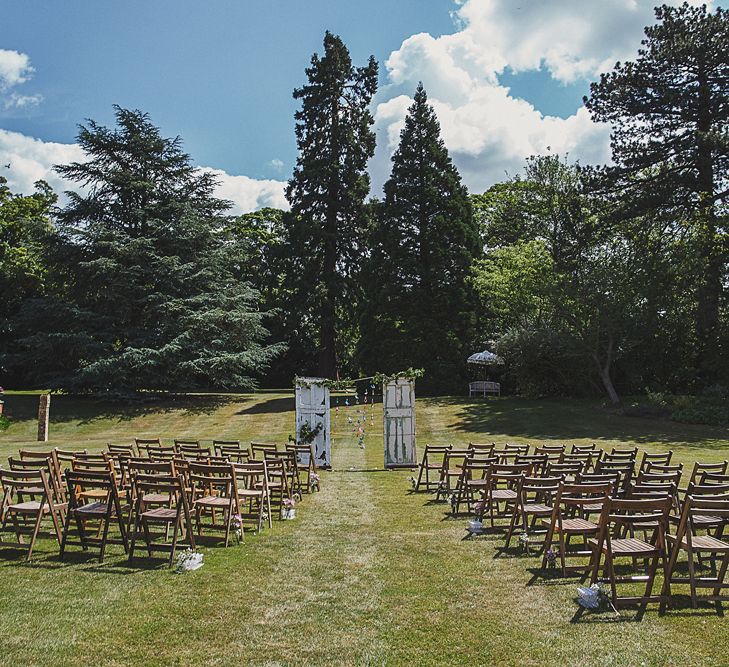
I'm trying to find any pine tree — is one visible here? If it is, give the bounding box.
[286,32,378,379]
[360,84,480,393]
[584,3,729,383]
[12,106,282,393]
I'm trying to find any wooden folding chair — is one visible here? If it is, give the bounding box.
[174,439,200,452]
[478,462,532,529]
[147,445,176,461]
[8,456,68,525]
[436,448,473,500]
[689,461,729,487]
[542,482,612,575]
[107,443,136,457]
[514,454,548,476]
[452,455,497,514]
[494,444,530,463]
[571,443,599,454]
[0,467,62,560]
[177,444,212,460]
[562,452,595,473]
[469,442,496,456]
[608,447,638,460]
[215,441,250,464]
[504,475,562,550]
[594,459,634,495]
[233,461,271,532]
[60,470,128,561]
[589,497,672,610]
[286,443,319,492]
[534,445,565,462]
[189,462,238,546]
[639,451,673,475]
[135,438,162,458]
[546,461,585,482]
[265,450,302,498]
[414,444,452,492]
[250,442,279,460]
[128,474,194,566]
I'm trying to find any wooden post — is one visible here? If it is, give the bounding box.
[37,394,50,442]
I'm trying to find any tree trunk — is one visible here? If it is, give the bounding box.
[593,334,620,405]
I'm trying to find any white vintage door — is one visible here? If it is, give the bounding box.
[383,378,416,467]
[295,378,331,468]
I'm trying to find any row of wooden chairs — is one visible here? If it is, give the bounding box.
[0,442,321,564]
[454,457,729,611]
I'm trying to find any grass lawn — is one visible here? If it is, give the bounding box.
[1,391,729,666]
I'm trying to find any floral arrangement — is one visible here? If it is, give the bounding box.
[518,532,530,554]
[298,421,323,445]
[232,514,244,542]
[576,583,619,614]
[408,476,417,490]
[282,497,297,520]
[449,493,458,513]
[545,547,558,569]
[175,548,204,573]
[473,500,485,516]
[310,472,321,490]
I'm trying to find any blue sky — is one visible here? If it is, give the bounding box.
[0,0,718,211]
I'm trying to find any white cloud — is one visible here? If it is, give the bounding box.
[202,167,289,214]
[4,92,43,110]
[268,158,284,172]
[0,128,288,214]
[0,128,85,196]
[374,0,713,194]
[0,49,34,90]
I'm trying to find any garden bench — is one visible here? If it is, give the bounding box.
[469,381,500,397]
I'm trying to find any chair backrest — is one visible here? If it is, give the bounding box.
[686,481,729,496]
[7,456,59,502]
[126,459,175,476]
[609,446,638,458]
[71,457,116,484]
[177,444,212,459]
[442,449,474,470]
[55,449,84,471]
[534,445,565,460]
[135,438,162,457]
[72,452,109,462]
[575,472,620,495]
[250,442,279,459]
[645,462,683,476]
[699,472,729,486]
[571,443,598,453]
[636,470,682,488]
[514,454,548,474]
[601,450,636,463]
[16,449,63,496]
[487,462,533,486]
[107,442,136,457]
[594,459,634,492]
[546,461,585,480]
[174,439,200,451]
[553,481,612,512]
[146,445,176,461]
[639,450,673,474]
[690,461,729,486]
[469,443,495,456]
[626,481,676,501]
[504,443,530,454]
[676,495,729,536]
[598,496,672,536]
[462,455,498,478]
[215,441,250,462]
[518,475,562,502]
[232,460,268,490]
[188,462,236,497]
[561,452,595,467]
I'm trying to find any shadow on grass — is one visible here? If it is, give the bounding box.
[236,395,294,415]
[3,392,245,426]
[424,396,729,449]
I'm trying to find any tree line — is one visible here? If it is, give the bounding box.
[0,3,726,402]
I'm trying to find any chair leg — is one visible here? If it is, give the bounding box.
[686,543,699,609]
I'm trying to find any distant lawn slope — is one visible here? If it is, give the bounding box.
[1,392,728,666]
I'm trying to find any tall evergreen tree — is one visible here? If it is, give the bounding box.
[584,3,729,383]
[12,106,281,393]
[360,84,480,393]
[286,32,378,379]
